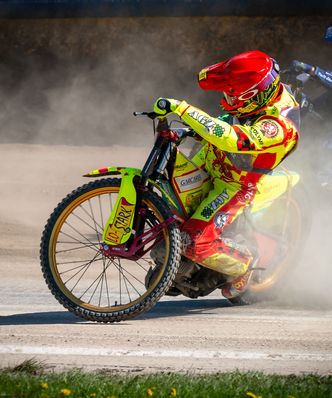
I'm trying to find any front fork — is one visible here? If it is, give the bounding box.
[101,213,175,260]
[102,169,140,246]
[101,175,176,259]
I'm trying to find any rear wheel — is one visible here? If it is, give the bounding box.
[230,183,310,305]
[40,178,181,322]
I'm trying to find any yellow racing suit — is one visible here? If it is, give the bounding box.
[173,84,299,277]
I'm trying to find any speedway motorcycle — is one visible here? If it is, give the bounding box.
[40,113,309,323]
[282,27,332,192]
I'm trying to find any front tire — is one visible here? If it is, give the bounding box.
[40,178,181,322]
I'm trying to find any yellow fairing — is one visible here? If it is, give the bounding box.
[172,150,212,217]
[102,169,140,245]
[252,170,300,213]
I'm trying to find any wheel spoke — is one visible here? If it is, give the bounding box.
[61,224,100,254]
[78,260,112,303]
[114,257,133,304]
[58,259,100,267]
[132,258,151,273]
[113,260,145,292]
[62,252,103,286]
[70,208,102,237]
[98,194,104,229]
[56,241,99,254]
[102,261,111,307]
[85,199,104,233]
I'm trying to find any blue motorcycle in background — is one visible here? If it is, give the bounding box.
[282,27,332,194]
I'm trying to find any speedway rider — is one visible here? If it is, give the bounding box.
[153,50,300,299]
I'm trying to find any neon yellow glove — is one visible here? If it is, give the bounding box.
[153,98,181,117]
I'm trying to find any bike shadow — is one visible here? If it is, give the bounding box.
[0,311,84,325]
[0,298,233,325]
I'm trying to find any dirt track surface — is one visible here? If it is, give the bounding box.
[1,144,332,375]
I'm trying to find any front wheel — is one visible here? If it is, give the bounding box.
[40,178,181,323]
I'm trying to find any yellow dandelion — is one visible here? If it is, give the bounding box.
[60,389,71,396]
[40,382,48,389]
[147,386,156,396]
[246,392,262,398]
[170,387,177,397]
[90,394,96,398]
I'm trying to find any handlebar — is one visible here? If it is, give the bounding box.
[133,111,158,119]
[292,60,315,75]
[282,61,332,91]
[133,110,197,140]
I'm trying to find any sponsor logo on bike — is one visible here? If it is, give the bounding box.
[105,198,134,244]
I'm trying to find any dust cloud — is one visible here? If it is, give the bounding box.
[0,20,209,147]
[273,164,332,309]
[0,16,331,310]
[1,16,331,146]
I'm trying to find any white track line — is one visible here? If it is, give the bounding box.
[1,345,331,362]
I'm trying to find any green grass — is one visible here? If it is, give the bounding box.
[0,359,331,398]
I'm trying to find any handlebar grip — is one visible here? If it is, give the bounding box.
[292,60,315,74]
[133,111,158,119]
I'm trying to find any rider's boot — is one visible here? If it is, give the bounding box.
[221,269,253,299]
[221,254,259,299]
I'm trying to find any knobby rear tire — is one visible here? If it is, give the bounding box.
[229,182,311,305]
[40,178,181,323]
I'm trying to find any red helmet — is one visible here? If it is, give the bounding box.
[198,50,280,117]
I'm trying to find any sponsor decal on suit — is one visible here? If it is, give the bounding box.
[260,121,278,138]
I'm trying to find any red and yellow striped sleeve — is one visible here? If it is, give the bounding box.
[174,101,295,156]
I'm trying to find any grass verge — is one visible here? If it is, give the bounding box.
[0,359,331,398]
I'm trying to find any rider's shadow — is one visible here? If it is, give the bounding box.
[137,298,233,320]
